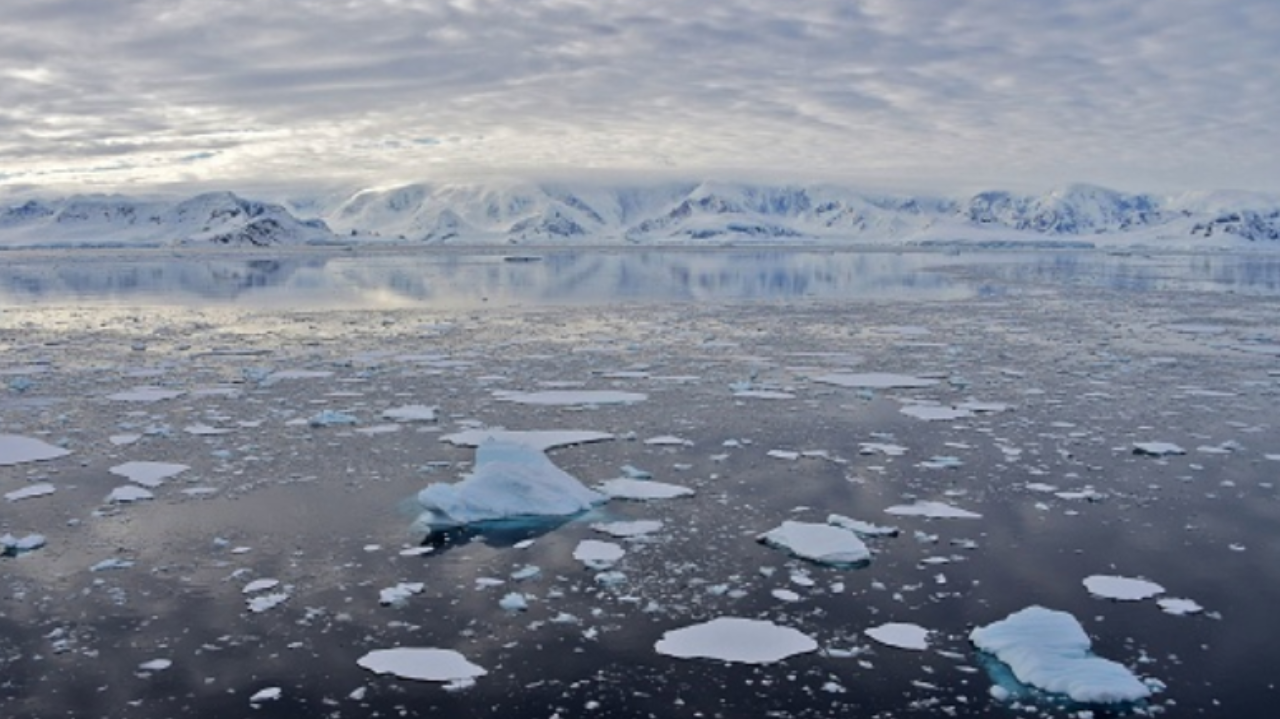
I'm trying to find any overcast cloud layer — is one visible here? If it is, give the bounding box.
[1,0,1276,193]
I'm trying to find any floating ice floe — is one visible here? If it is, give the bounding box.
[899,404,974,422]
[1083,575,1165,601]
[1132,442,1185,457]
[109,461,189,488]
[859,442,907,457]
[1157,597,1204,615]
[595,478,694,500]
[107,386,184,402]
[243,579,281,594]
[266,369,333,382]
[957,400,1013,413]
[138,659,172,672]
[309,410,359,427]
[644,435,693,446]
[109,433,142,446]
[1,533,47,556]
[970,606,1152,704]
[884,501,982,519]
[5,483,56,502]
[499,592,529,611]
[357,648,487,683]
[247,591,290,613]
[106,486,155,503]
[248,687,282,703]
[865,622,930,651]
[733,389,797,399]
[0,435,71,466]
[760,521,871,565]
[813,373,939,389]
[493,389,646,406]
[382,405,439,422]
[91,558,134,571]
[417,440,605,528]
[573,539,625,569]
[591,520,664,538]
[655,617,818,664]
[379,582,426,607]
[440,429,614,451]
[826,514,899,537]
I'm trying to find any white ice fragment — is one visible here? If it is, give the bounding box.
[655,617,818,664]
[970,606,1152,704]
[242,579,280,594]
[865,622,930,651]
[573,539,626,569]
[826,514,899,537]
[493,390,646,406]
[0,435,71,466]
[767,449,801,460]
[5,483,56,502]
[884,501,982,519]
[379,582,426,607]
[1157,598,1204,615]
[733,389,796,399]
[417,440,605,527]
[1133,442,1186,457]
[109,433,142,446]
[184,423,231,436]
[1083,575,1165,601]
[247,592,290,613]
[138,659,172,672]
[595,478,694,500]
[109,461,189,488]
[900,404,974,422]
[107,387,184,402]
[106,485,154,503]
[760,521,871,565]
[772,588,802,602]
[859,442,907,457]
[1,533,46,555]
[644,435,692,446]
[266,370,333,381]
[309,410,359,427]
[957,400,1012,413]
[382,405,439,422]
[814,373,939,389]
[590,520,664,538]
[499,593,529,611]
[248,687,282,703]
[356,648,487,683]
[440,429,614,451]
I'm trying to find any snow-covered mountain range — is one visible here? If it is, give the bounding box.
[2,181,1278,249]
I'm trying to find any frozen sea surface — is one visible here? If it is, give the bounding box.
[1,247,1279,718]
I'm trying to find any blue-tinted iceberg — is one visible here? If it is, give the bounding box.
[416,440,605,529]
[970,605,1151,704]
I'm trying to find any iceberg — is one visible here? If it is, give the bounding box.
[416,440,605,528]
[970,606,1152,704]
[759,521,871,565]
[655,617,818,664]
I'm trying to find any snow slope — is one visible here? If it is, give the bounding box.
[3,180,1279,249]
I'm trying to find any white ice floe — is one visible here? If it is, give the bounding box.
[417,440,605,527]
[1,533,46,555]
[246,592,290,613]
[859,442,907,457]
[865,622,930,651]
[5,483,56,502]
[357,648,487,683]
[884,501,982,519]
[1083,575,1165,601]
[591,520,664,538]
[109,433,142,446]
[573,539,626,569]
[0,435,71,466]
[826,514,899,537]
[499,592,529,611]
[107,386,184,402]
[814,373,939,389]
[956,400,1012,413]
[970,605,1152,704]
[900,404,974,422]
[138,659,172,672]
[440,429,614,451]
[1157,597,1204,615]
[382,405,439,422]
[106,485,155,503]
[493,390,646,406]
[242,579,281,594]
[733,389,797,399]
[309,410,359,427]
[760,521,871,565]
[595,478,695,500]
[248,687,282,703]
[109,461,189,488]
[1132,442,1186,457]
[266,370,333,381]
[655,617,818,664]
[644,435,693,446]
[380,582,426,607]
[183,423,231,436]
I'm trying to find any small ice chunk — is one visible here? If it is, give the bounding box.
[5,483,56,502]
[900,405,974,422]
[1133,442,1185,457]
[106,486,154,503]
[859,442,907,457]
[0,435,71,466]
[970,605,1152,704]
[356,648,487,683]
[884,501,982,519]
[109,433,143,446]
[248,687,282,703]
[814,373,939,389]
[760,521,871,565]
[308,410,359,427]
[499,592,529,611]
[644,435,692,446]
[1,533,47,555]
[1083,575,1165,601]
[382,405,438,422]
[440,429,614,451]
[826,514,899,537]
[91,558,134,571]
[243,579,281,594]
[865,622,930,651]
[138,659,172,672]
[595,478,694,500]
[493,390,646,406]
[247,592,290,613]
[655,617,818,664]
[573,539,626,569]
[1157,597,1204,616]
[107,387,184,402]
[733,389,796,399]
[590,520,664,538]
[109,461,189,488]
[379,582,426,607]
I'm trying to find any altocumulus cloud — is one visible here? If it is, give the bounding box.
[0,0,1276,191]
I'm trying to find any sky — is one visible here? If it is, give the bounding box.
[1,0,1277,195]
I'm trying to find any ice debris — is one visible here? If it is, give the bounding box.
[826,514,899,537]
[759,521,871,565]
[309,410,359,427]
[590,520,664,538]
[655,617,818,664]
[379,582,426,607]
[106,486,155,503]
[970,606,1152,704]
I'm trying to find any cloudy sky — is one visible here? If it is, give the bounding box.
[2,0,1276,194]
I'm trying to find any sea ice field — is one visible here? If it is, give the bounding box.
[1,248,1279,718]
